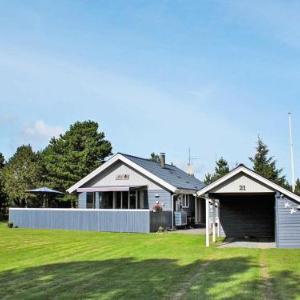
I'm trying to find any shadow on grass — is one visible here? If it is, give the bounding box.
[268,270,300,300]
[186,257,300,300]
[0,257,299,300]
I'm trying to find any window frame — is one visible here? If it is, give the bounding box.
[182,195,190,208]
[86,192,95,209]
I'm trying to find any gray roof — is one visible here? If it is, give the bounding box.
[120,153,205,191]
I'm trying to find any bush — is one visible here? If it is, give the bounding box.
[7,222,13,228]
[0,213,8,221]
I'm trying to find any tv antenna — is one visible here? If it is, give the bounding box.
[188,147,201,165]
[187,148,201,176]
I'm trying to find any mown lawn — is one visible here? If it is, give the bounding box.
[0,223,300,300]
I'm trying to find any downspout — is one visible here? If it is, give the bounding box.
[171,194,175,229]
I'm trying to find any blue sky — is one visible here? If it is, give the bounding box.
[0,0,300,181]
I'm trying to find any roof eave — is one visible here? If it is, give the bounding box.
[67,153,178,194]
[175,189,199,194]
[197,165,300,203]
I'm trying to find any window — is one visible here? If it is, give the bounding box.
[129,191,136,209]
[143,190,149,209]
[137,191,141,209]
[101,192,113,209]
[137,190,146,209]
[122,191,129,209]
[116,192,122,209]
[98,192,102,208]
[86,192,95,209]
[97,190,148,209]
[137,190,148,209]
[129,189,148,209]
[182,195,190,208]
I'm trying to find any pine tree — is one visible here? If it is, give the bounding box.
[42,121,112,206]
[249,137,288,187]
[0,153,4,169]
[203,173,213,185]
[294,178,300,195]
[204,157,230,184]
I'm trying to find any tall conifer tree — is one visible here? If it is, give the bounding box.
[42,121,112,206]
[204,157,230,184]
[294,178,300,195]
[249,137,288,187]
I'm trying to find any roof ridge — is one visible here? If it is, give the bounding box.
[68,152,205,193]
[118,152,174,167]
[119,152,204,185]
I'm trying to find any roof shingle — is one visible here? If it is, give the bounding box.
[120,153,205,191]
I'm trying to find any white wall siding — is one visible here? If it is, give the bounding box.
[211,173,273,194]
[86,161,162,190]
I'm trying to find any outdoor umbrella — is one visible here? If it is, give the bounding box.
[26,187,64,208]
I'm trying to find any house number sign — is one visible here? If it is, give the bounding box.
[239,185,246,191]
[116,174,130,180]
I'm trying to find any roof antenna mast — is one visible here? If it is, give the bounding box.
[288,112,296,191]
[187,147,201,176]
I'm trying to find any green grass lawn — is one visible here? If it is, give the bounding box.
[0,223,300,300]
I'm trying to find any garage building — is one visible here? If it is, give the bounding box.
[198,164,300,248]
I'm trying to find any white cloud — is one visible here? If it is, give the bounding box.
[22,120,64,148]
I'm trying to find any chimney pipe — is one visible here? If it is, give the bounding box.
[159,153,166,168]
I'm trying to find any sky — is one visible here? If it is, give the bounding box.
[0,0,300,181]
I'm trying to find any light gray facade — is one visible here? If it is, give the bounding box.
[9,208,174,233]
[77,159,174,212]
[200,165,300,248]
[276,195,300,248]
[210,192,300,248]
[9,208,151,233]
[148,189,172,211]
[8,153,203,234]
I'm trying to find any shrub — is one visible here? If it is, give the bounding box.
[7,222,13,228]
